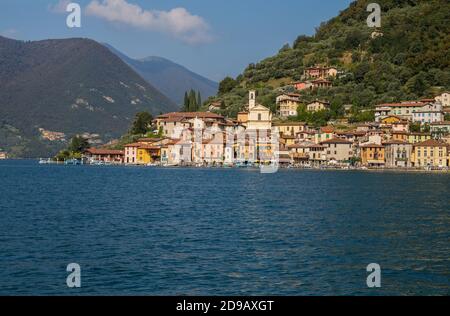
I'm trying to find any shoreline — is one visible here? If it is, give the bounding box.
[2,159,449,174]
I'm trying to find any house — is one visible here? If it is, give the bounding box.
[273,121,307,137]
[360,143,385,167]
[383,140,412,168]
[375,101,440,122]
[245,90,272,130]
[84,148,124,163]
[320,138,353,163]
[391,131,409,142]
[276,93,301,118]
[430,121,450,135]
[155,112,225,138]
[435,92,450,107]
[335,130,366,144]
[124,143,141,164]
[235,129,275,163]
[412,139,449,168]
[304,66,338,79]
[292,81,313,91]
[237,112,249,127]
[307,100,330,112]
[407,132,431,144]
[411,102,444,124]
[288,141,326,167]
[0,151,7,159]
[314,126,335,143]
[312,78,332,89]
[208,101,222,112]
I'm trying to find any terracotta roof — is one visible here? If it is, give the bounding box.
[321,126,334,133]
[85,148,124,155]
[359,143,384,148]
[414,139,448,147]
[378,102,427,108]
[430,121,450,126]
[320,138,352,145]
[383,140,411,145]
[157,112,224,120]
[124,143,143,148]
[273,122,307,126]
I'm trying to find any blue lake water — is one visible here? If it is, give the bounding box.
[0,160,449,295]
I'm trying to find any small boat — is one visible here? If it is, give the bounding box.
[39,158,52,164]
[64,158,83,165]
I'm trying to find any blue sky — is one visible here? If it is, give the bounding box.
[0,0,353,81]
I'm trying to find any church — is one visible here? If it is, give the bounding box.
[238,90,272,130]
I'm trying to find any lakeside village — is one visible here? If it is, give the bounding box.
[35,66,450,171]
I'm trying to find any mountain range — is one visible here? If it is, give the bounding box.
[104,44,218,105]
[0,36,178,157]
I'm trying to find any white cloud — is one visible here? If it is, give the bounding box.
[85,0,213,44]
[48,0,71,14]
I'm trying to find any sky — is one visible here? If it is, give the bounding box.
[0,0,354,82]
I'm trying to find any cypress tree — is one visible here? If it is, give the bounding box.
[197,91,202,110]
[183,91,189,112]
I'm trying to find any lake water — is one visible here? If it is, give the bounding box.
[0,160,448,295]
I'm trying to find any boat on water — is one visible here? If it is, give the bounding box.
[64,158,83,165]
[38,158,57,164]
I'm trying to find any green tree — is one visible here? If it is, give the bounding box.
[218,77,238,95]
[188,89,197,112]
[183,91,189,111]
[130,111,153,135]
[68,136,90,153]
[197,91,202,109]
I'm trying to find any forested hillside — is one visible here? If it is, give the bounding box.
[206,0,450,122]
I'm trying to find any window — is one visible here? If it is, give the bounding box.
[258,114,262,121]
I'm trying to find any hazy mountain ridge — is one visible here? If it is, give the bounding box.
[105,44,218,105]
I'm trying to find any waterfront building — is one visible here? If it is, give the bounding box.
[320,138,353,163]
[84,148,124,163]
[412,139,449,168]
[276,93,301,118]
[383,140,413,168]
[360,143,385,167]
[288,141,326,167]
[0,151,7,159]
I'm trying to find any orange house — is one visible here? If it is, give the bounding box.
[360,144,385,167]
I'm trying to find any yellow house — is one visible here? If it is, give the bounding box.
[273,121,307,137]
[408,132,432,144]
[412,139,449,168]
[360,144,385,167]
